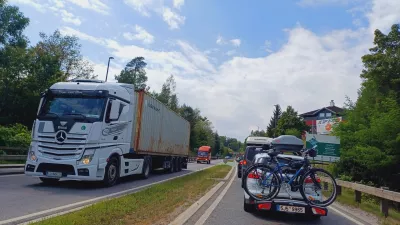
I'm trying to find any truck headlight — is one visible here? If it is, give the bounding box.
[80,149,95,165]
[29,147,37,162]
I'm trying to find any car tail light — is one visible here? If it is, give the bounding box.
[243,160,247,165]
[239,160,243,165]
[257,203,271,210]
[312,207,327,216]
[305,176,321,183]
[247,171,260,179]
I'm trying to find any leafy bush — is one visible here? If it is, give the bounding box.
[0,124,31,147]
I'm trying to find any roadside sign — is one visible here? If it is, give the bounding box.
[316,117,342,135]
[306,133,340,162]
[223,158,228,164]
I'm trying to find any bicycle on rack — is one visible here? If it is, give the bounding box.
[243,142,337,207]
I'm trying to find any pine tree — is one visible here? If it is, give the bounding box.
[266,104,282,137]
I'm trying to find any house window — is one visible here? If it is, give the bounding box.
[326,112,332,117]
[319,113,325,118]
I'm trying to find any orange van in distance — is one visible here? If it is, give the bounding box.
[197,146,211,164]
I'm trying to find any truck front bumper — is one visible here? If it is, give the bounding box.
[24,157,107,181]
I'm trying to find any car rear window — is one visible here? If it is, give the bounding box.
[245,146,269,161]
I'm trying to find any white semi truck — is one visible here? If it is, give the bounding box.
[24,79,191,186]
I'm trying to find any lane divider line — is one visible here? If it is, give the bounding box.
[169,166,234,225]
[193,165,237,225]
[328,205,366,225]
[0,163,222,225]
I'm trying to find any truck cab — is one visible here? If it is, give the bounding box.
[196,146,211,164]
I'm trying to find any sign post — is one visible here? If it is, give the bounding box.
[305,133,340,162]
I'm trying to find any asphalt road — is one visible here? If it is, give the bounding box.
[203,172,362,225]
[0,160,221,223]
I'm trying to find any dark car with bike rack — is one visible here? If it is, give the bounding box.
[242,135,337,219]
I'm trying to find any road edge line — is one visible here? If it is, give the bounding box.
[169,165,234,225]
[328,205,366,225]
[0,162,221,225]
[193,165,237,225]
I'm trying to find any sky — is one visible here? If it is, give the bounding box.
[8,0,400,141]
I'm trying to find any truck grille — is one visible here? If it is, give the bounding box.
[37,133,93,160]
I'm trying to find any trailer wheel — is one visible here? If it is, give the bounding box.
[103,156,119,187]
[169,158,175,173]
[177,158,182,172]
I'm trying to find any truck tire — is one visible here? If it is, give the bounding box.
[141,158,150,179]
[103,156,119,187]
[177,158,182,172]
[208,160,210,164]
[169,158,175,173]
[39,177,59,185]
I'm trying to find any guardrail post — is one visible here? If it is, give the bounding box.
[380,187,389,217]
[336,185,342,195]
[355,190,361,204]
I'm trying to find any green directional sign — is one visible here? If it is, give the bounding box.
[306,133,340,162]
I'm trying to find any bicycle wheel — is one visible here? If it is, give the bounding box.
[243,163,281,201]
[299,168,337,207]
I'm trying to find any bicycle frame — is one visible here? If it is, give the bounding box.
[260,156,310,187]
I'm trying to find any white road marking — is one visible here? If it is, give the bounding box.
[328,205,365,225]
[0,174,24,178]
[0,164,218,225]
[193,165,237,225]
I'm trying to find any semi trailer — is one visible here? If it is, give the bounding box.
[25,79,190,186]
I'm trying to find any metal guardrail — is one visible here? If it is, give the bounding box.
[320,177,399,217]
[0,146,28,161]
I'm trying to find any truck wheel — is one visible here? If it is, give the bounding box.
[39,177,59,185]
[103,156,119,187]
[177,158,182,172]
[208,160,211,164]
[141,159,150,179]
[169,159,175,173]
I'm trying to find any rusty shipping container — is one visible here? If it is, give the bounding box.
[132,90,190,156]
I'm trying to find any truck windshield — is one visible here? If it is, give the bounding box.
[39,96,106,122]
[198,151,209,157]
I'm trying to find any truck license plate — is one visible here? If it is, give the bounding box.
[46,171,62,178]
[277,205,305,213]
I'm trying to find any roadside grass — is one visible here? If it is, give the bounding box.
[336,187,400,225]
[33,164,232,225]
[0,160,25,164]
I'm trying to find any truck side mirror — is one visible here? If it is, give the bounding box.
[109,100,121,120]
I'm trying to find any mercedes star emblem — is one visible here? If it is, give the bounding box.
[55,130,67,143]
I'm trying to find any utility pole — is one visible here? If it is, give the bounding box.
[105,56,114,82]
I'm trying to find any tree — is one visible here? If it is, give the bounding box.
[0,0,30,48]
[334,24,400,190]
[267,104,282,137]
[155,75,179,112]
[115,56,148,90]
[275,106,309,137]
[213,132,221,156]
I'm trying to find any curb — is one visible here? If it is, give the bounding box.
[170,165,235,225]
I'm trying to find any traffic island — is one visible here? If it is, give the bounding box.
[31,165,232,225]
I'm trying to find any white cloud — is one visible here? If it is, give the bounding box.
[65,0,109,15]
[225,50,236,56]
[123,25,155,44]
[162,7,186,29]
[123,0,185,29]
[9,0,47,12]
[264,40,273,53]
[230,39,241,47]
[216,35,225,45]
[173,0,185,9]
[11,0,82,26]
[367,0,400,33]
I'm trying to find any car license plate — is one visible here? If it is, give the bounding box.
[277,205,305,213]
[46,171,62,178]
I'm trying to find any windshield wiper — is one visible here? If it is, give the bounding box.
[63,113,87,120]
[37,112,59,119]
